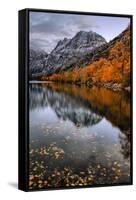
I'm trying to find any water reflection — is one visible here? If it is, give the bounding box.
[29,84,103,127]
[29,82,131,189]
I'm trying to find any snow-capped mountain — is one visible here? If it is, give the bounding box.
[29,30,106,77]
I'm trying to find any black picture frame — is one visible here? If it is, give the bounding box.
[19,8,133,192]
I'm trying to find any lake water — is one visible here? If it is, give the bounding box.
[29,82,131,189]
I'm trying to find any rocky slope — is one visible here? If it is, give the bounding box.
[29,49,48,78]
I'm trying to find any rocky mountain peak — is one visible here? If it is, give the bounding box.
[67,30,106,51]
[30,30,107,77]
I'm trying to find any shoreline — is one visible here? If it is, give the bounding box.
[29,80,130,92]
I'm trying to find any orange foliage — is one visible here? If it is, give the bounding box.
[41,34,131,88]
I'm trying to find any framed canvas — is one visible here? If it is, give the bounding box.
[18,8,133,191]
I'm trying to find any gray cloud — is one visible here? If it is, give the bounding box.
[30,12,97,52]
[30,12,130,53]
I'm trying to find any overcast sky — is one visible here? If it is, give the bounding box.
[29,11,130,53]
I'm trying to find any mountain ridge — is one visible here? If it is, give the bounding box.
[30,30,107,77]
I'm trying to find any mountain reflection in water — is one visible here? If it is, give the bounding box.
[29,82,131,190]
[29,84,103,127]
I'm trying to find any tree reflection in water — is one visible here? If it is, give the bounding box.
[29,83,131,190]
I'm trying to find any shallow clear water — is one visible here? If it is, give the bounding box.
[29,82,131,189]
